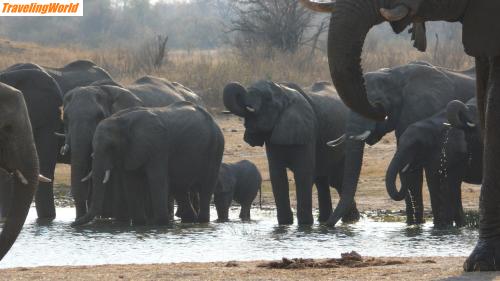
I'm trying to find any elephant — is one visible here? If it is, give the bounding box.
[4,60,113,95]
[223,80,360,225]
[385,98,482,227]
[300,0,500,271]
[63,76,203,220]
[214,160,262,221]
[325,62,474,226]
[71,102,224,226]
[0,69,63,220]
[0,82,51,260]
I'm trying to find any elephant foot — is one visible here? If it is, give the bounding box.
[297,214,313,226]
[277,211,294,225]
[132,218,146,226]
[341,205,360,224]
[216,218,229,223]
[318,210,332,223]
[464,238,500,271]
[406,216,425,225]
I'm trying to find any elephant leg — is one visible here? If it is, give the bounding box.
[146,164,169,225]
[34,124,58,220]
[465,56,500,271]
[239,203,251,221]
[124,172,145,226]
[315,176,332,223]
[190,192,200,216]
[214,193,230,222]
[425,169,444,227]
[403,168,424,225]
[290,147,314,226]
[112,169,129,222]
[266,146,293,225]
[175,190,197,223]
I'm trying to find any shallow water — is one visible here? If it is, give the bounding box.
[0,207,478,268]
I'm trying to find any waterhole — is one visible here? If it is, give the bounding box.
[0,207,478,268]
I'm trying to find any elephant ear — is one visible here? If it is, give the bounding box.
[216,164,236,193]
[121,110,166,170]
[463,1,500,57]
[99,85,144,113]
[269,85,316,145]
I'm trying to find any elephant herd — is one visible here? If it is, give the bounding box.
[0,59,485,261]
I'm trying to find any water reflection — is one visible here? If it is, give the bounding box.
[0,207,478,268]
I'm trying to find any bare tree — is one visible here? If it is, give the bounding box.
[229,0,323,54]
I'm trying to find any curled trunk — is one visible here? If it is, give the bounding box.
[385,146,416,201]
[328,0,386,121]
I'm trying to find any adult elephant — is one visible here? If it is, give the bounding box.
[63,76,202,219]
[327,62,474,225]
[300,0,500,271]
[224,80,358,225]
[385,98,482,227]
[4,60,113,95]
[0,83,51,260]
[0,69,63,220]
[72,102,224,226]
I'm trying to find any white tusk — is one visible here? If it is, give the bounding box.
[466,122,476,128]
[246,106,255,113]
[103,170,111,184]
[299,0,336,13]
[380,5,410,22]
[401,164,410,173]
[443,122,451,127]
[81,171,93,183]
[39,175,52,183]
[351,130,372,141]
[327,134,346,147]
[91,153,95,159]
[60,144,70,156]
[15,170,28,185]
[54,132,66,138]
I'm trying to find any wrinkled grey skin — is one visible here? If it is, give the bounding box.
[72,102,224,226]
[329,62,475,226]
[0,69,62,221]
[224,81,359,225]
[63,76,202,220]
[214,160,262,221]
[386,98,482,228]
[0,83,39,260]
[301,0,500,271]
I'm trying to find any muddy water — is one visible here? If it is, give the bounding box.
[0,207,477,268]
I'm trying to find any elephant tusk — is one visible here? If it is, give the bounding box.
[39,175,52,183]
[246,106,255,113]
[466,122,476,128]
[443,122,451,127]
[81,171,93,183]
[401,164,410,173]
[15,170,28,185]
[327,134,346,147]
[60,144,70,156]
[299,0,336,13]
[221,110,232,115]
[349,130,372,141]
[380,5,410,22]
[103,170,111,184]
[54,132,66,138]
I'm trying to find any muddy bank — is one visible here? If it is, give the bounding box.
[1,256,498,280]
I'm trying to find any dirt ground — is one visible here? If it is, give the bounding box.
[32,114,483,280]
[1,257,499,280]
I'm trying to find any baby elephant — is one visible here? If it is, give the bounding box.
[214,160,262,221]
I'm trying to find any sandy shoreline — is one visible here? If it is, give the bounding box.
[1,256,499,280]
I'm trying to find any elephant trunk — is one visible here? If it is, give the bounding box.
[385,144,416,201]
[328,0,386,121]
[326,139,364,226]
[69,125,94,219]
[0,95,39,260]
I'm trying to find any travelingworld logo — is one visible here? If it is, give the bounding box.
[0,0,82,16]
